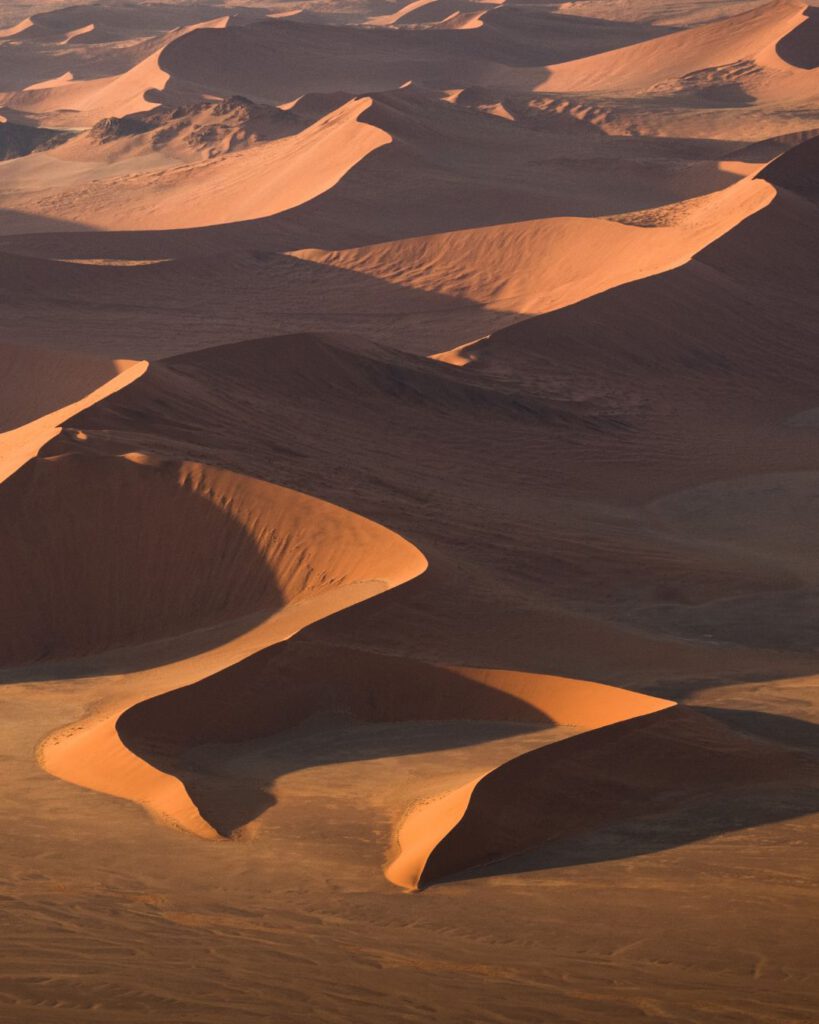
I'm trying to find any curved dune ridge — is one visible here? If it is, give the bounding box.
[293,174,775,318]
[56,634,806,892]
[42,636,678,850]
[391,701,807,889]
[0,451,426,668]
[32,455,427,838]
[0,343,146,484]
[537,0,814,95]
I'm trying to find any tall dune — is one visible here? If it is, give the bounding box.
[0,451,426,667]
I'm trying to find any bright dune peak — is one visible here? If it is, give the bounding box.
[537,0,811,93]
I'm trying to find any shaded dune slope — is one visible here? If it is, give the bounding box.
[144,10,670,109]
[392,703,810,889]
[51,328,819,686]
[112,643,670,840]
[0,451,426,668]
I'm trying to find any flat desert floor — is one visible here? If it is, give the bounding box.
[1,0,819,1021]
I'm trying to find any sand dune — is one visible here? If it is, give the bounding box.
[0,450,425,667]
[293,174,774,317]
[538,0,812,94]
[3,2,819,1021]
[445,142,819,380]
[0,95,389,229]
[29,454,425,837]
[0,16,237,124]
[49,327,814,690]
[0,76,776,246]
[0,343,145,483]
[391,704,808,888]
[107,644,670,839]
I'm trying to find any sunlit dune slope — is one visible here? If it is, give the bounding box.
[293,174,774,316]
[0,96,389,229]
[538,0,813,95]
[0,343,145,483]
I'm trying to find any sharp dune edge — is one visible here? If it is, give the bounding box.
[0,342,147,483]
[390,703,809,889]
[2,0,819,1020]
[537,0,815,94]
[1,451,427,666]
[291,174,775,316]
[30,451,426,835]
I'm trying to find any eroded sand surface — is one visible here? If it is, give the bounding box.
[1,0,819,1021]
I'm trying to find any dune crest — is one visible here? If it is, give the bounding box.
[391,703,807,889]
[33,454,426,835]
[537,0,812,94]
[0,344,146,483]
[293,174,774,319]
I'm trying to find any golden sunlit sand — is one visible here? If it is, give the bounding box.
[1,0,818,1021]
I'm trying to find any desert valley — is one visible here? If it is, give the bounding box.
[1,0,819,1020]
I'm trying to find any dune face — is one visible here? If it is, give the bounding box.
[101,646,671,841]
[3,1,819,1022]
[0,452,426,667]
[291,175,775,316]
[0,343,146,483]
[396,704,809,889]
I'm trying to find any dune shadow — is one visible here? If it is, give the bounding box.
[424,709,819,887]
[695,705,819,752]
[0,453,287,674]
[776,6,819,69]
[115,641,574,837]
[166,718,547,839]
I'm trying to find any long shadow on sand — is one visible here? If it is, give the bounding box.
[115,644,563,837]
[428,709,819,888]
